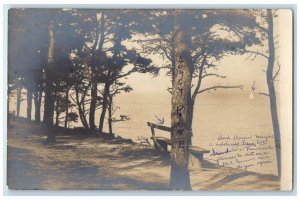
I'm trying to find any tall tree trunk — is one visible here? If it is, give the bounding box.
[266,9,281,177]
[64,89,69,128]
[169,12,192,190]
[38,90,42,120]
[186,90,194,145]
[108,94,113,135]
[44,21,56,144]
[44,88,55,126]
[99,82,110,133]
[74,87,90,130]
[16,86,22,117]
[44,21,55,127]
[89,11,106,131]
[33,86,41,122]
[89,81,97,130]
[55,95,60,127]
[170,34,176,87]
[79,109,89,130]
[26,87,32,120]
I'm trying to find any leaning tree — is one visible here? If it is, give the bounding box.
[244,9,282,177]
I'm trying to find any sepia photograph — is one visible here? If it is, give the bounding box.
[6,8,293,191]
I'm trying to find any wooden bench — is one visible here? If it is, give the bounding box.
[147,122,210,160]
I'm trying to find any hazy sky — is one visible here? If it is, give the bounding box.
[118,10,292,99]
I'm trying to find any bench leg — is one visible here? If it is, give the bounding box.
[154,141,168,153]
[189,153,203,170]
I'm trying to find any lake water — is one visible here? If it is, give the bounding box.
[110,92,273,145]
[111,92,278,175]
[9,91,278,175]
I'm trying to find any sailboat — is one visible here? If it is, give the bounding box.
[249,92,255,100]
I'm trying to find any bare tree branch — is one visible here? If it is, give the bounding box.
[80,81,92,104]
[197,85,243,94]
[137,136,151,146]
[69,91,77,105]
[111,105,119,116]
[259,92,270,97]
[201,73,226,79]
[191,55,207,101]
[167,87,173,95]
[273,61,281,81]
[245,50,269,60]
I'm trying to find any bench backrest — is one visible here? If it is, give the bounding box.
[147,122,171,132]
[147,122,171,138]
[147,122,210,154]
[147,122,171,152]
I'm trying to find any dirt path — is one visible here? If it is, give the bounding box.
[7,118,280,190]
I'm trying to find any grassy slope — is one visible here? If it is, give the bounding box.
[7,117,280,190]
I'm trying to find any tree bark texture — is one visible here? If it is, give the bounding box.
[89,11,106,131]
[64,89,69,128]
[16,86,22,117]
[169,12,192,190]
[26,87,32,120]
[266,9,281,177]
[44,21,56,144]
[99,82,110,133]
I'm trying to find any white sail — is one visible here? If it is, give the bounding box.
[249,92,255,100]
